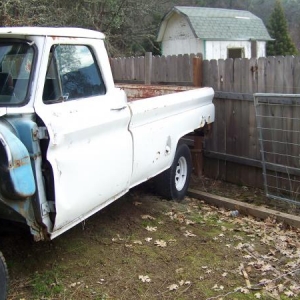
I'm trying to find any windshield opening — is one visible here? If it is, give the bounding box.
[0,42,34,106]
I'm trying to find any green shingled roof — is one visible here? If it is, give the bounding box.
[159,6,272,41]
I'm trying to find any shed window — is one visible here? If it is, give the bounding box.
[228,48,244,59]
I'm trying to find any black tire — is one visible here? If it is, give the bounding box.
[154,143,192,201]
[0,251,8,300]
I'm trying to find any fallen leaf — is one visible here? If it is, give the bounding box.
[133,240,143,245]
[254,292,261,298]
[141,215,155,220]
[290,284,300,293]
[145,226,157,232]
[139,275,151,283]
[145,237,152,242]
[167,284,178,291]
[168,239,177,243]
[240,287,249,294]
[185,219,195,225]
[212,284,224,291]
[176,268,184,274]
[154,240,167,247]
[69,282,80,288]
[284,290,294,297]
[184,230,196,237]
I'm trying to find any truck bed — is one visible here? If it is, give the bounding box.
[116,84,196,101]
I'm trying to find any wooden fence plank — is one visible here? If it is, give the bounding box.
[275,56,284,93]
[182,54,191,84]
[193,56,202,87]
[293,56,300,93]
[145,52,152,85]
[249,57,258,93]
[233,58,242,93]
[283,56,294,93]
[210,60,219,91]
[202,59,210,87]
[218,59,225,91]
[265,56,276,93]
[257,57,266,93]
[151,56,159,83]
[241,58,250,93]
[177,54,183,83]
[225,58,234,92]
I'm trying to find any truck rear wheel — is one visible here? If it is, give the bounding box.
[0,251,8,300]
[155,143,192,201]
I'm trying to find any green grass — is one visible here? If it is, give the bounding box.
[32,269,64,297]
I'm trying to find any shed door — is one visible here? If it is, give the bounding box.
[35,44,132,234]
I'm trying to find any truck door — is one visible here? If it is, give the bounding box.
[34,44,132,236]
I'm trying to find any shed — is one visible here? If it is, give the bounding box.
[157,6,273,59]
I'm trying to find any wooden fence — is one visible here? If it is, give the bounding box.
[111,54,300,189]
[110,53,201,85]
[202,56,300,188]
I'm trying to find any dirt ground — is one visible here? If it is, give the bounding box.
[1,177,300,300]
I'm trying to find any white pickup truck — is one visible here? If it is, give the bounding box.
[0,27,214,298]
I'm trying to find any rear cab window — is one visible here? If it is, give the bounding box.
[43,45,106,104]
[0,41,34,106]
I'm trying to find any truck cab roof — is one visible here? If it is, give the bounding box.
[0,27,105,39]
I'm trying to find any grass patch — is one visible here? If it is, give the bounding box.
[32,269,64,298]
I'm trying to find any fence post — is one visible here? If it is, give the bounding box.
[145,52,152,85]
[193,56,202,87]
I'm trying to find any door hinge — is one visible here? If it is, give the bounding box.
[32,127,49,140]
[41,201,56,216]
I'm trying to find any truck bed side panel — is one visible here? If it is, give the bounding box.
[128,87,214,188]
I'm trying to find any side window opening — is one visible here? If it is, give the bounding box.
[0,42,34,105]
[227,48,244,59]
[43,45,106,104]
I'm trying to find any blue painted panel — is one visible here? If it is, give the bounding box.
[0,123,36,198]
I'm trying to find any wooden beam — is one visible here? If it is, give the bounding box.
[193,56,202,87]
[191,136,203,177]
[188,189,300,228]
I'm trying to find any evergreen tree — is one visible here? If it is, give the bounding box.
[266,0,298,56]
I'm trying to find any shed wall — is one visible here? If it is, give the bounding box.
[162,38,203,56]
[256,41,266,58]
[161,14,203,56]
[205,41,247,60]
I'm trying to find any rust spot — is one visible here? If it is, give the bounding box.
[116,84,195,101]
[11,156,30,168]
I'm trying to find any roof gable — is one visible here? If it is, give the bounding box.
[157,6,272,42]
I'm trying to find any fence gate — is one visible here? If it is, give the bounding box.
[254,94,300,206]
